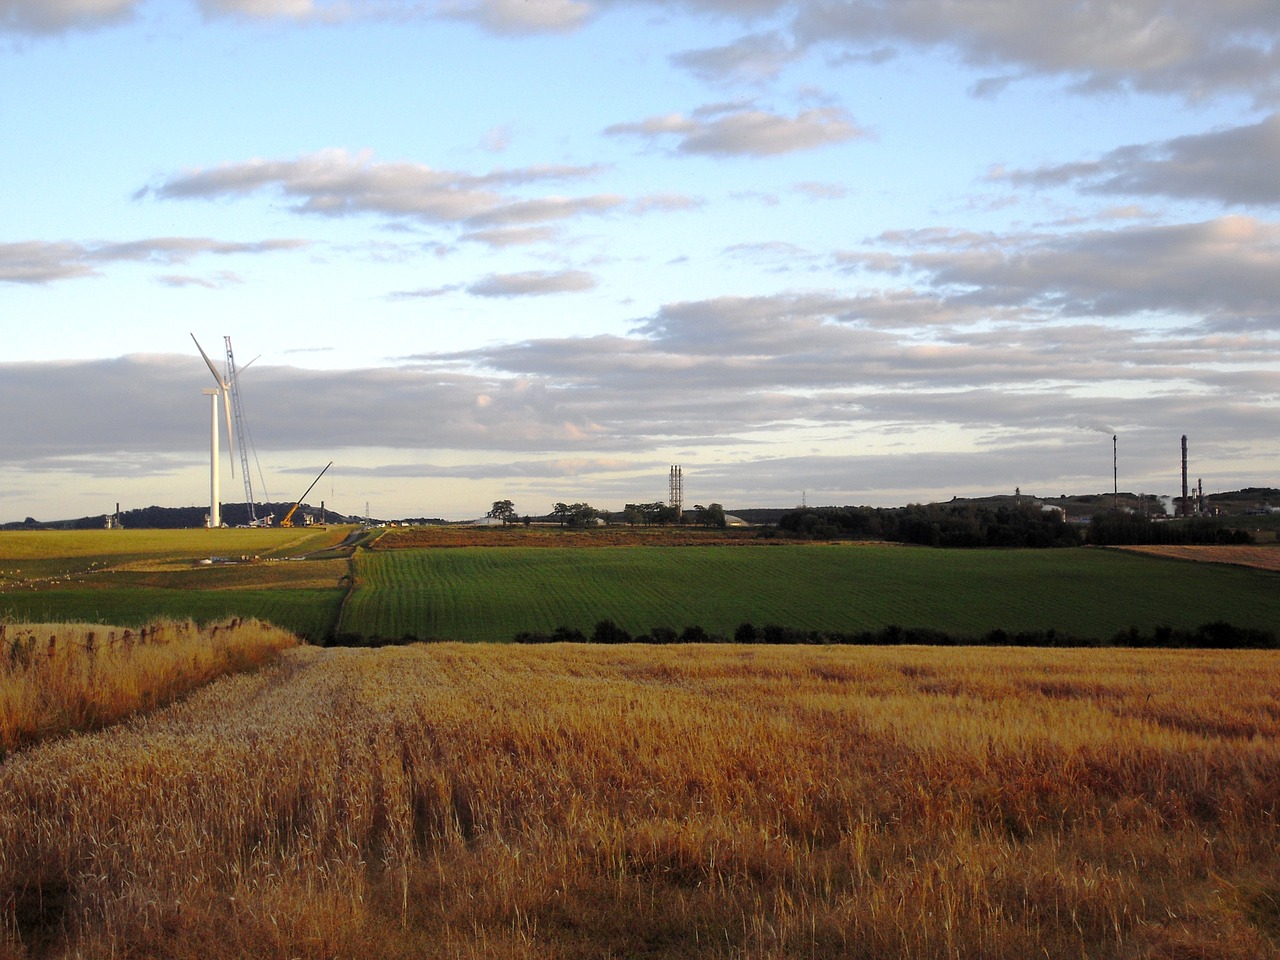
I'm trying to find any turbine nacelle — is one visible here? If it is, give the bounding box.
[192,333,236,528]
[191,333,235,479]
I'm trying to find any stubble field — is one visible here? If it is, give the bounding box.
[3,640,1279,959]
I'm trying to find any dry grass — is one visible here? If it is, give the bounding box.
[2,643,1279,959]
[0,618,297,756]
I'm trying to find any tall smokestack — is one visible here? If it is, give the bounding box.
[1181,435,1189,517]
[1113,436,1118,511]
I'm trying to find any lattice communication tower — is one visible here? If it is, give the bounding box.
[669,465,684,516]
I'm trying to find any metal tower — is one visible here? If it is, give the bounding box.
[224,337,256,524]
[669,465,683,516]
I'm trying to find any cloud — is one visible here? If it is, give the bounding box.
[793,181,848,200]
[1000,114,1280,206]
[631,193,704,214]
[9,0,1280,108]
[156,271,243,288]
[6,260,1277,510]
[0,0,138,34]
[790,0,1280,103]
[140,149,623,233]
[387,284,464,300]
[466,269,597,297]
[0,238,307,285]
[605,103,865,157]
[838,216,1280,329]
[459,226,560,248]
[437,0,594,35]
[670,31,800,84]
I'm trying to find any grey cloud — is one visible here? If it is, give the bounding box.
[604,104,865,157]
[463,195,624,227]
[466,269,597,297]
[840,217,1280,328]
[790,0,1280,103]
[10,0,1280,109]
[1001,115,1280,206]
[142,150,621,232]
[436,0,593,35]
[670,31,800,84]
[0,0,137,34]
[6,273,1277,504]
[197,0,369,21]
[0,238,307,285]
[0,242,97,284]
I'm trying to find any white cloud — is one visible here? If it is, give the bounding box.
[141,150,622,233]
[605,104,865,156]
[466,269,597,297]
[0,238,306,285]
[439,0,594,34]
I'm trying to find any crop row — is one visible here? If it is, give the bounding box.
[337,544,1280,643]
[4,642,1279,958]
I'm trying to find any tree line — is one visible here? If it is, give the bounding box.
[506,619,1277,649]
[487,500,727,528]
[776,503,1255,547]
[775,502,1081,547]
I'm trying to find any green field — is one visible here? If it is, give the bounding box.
[0,528,342,580]
[7,530,1280,644]
[0,528,351,640]
[337,544,1280,642]
[0,586,344,642]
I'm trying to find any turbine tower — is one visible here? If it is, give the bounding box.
[192,334,235,528]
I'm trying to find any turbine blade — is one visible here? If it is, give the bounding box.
[191,333,226,387]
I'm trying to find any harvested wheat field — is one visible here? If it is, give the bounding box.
[3,642,1280,959]
[1113,544,1280,572]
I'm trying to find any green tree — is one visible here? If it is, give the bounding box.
[694,503,727,528]
[487,500,517,524]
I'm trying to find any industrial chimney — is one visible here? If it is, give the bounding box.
[1181,435,1189,518]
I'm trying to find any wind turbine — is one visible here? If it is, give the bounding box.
[191,334,235,528]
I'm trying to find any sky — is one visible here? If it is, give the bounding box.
[2,0,1278,523]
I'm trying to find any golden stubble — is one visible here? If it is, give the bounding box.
[2,642,1278,959]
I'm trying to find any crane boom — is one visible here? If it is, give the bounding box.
[223,337,255,522]
[280,462,333,527]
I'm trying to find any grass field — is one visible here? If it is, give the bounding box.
[0,529,352,640]
[3,642,1277,959]
[0,586,344,643]
[338,544,1280,642]
[7,529,1280,646]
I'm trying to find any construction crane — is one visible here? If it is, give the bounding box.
[280,462,333,527]
[223,337,272,527]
